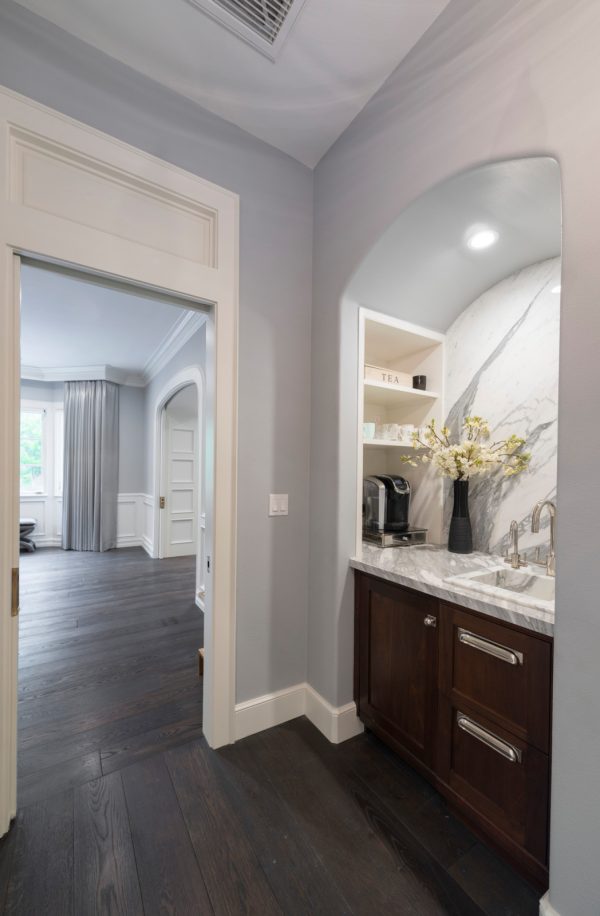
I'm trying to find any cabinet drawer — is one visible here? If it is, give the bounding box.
[440,701,549,865]
[440,604,552,752]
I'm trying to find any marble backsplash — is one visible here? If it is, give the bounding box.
[442,257,560,555]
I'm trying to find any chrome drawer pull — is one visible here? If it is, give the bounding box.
[424,614,437,628]
[457,713,522,764]
[458,628,523,666]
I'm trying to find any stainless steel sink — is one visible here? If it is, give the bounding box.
[447,566,555,607]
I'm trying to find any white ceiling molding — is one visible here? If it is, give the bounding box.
[141,309,206,384]
[21,364,143,385]
[186,0,308,61]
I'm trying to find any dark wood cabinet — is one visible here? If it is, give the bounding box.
[355,574,438,769]
[354,571,553,890]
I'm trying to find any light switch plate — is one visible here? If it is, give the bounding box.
[269,494,289,516]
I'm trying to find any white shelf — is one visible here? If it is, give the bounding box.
[363,439,416,449]
[364,379,439,407]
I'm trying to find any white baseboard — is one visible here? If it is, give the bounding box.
[28,535,61,548]
[234,683,306,741]
[27,493,155,553]
[195,593,205,611]
[539,892,560,916]
[234,682,364,744]
[141,535,154,558]
[305,684,364,743]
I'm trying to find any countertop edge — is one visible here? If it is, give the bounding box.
[350,555,554,637]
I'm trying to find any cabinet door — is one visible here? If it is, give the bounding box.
[356,574,438,768]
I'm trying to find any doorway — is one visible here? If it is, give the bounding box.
[0,87,239,835]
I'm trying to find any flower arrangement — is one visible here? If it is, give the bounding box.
[401,416,531,480]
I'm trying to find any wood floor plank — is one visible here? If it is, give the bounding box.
[19,689,201,778]
[216,737,355,915]
[100,712,203,775]
[254,720,484,916]
[18,751,102,809]
[74,772,144,916]
[4,791,74,916]
[166,740,282,916]
[121,755,213,915]
[18,548,202,793]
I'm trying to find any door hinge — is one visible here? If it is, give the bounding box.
[159,496,166,509]
[11,567,19,618]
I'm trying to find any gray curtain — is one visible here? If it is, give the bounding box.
[62,380,119,552]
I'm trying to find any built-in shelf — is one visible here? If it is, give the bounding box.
[363,439,417,449]
[357,309,446,552]
[364,380,439,407]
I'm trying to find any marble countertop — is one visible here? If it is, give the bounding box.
[350,543,555,636]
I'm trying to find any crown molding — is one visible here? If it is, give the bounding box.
[141,310,206,384]
[21,364,145,385]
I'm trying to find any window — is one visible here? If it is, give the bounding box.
[20,407,46,494]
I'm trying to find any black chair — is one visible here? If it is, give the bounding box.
[20,517,37,552]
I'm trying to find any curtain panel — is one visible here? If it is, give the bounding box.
[62,380,119,552]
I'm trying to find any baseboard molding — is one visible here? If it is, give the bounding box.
[195,593,205,611]
[305,684,364,743]
[29,536,61,548]
[234,683,306,741]
[141,535,154,558]
[234,682,364,744]
[539,892,560,916]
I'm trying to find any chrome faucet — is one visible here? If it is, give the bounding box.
[504,520,527,569]
[531,500,556,577]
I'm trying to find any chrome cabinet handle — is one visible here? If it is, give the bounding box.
[457,713,522,764]
[424,615,437,628]
[458,628,523,666]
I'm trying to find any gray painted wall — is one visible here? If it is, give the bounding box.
[118,385,146,493]
[311,2,600,913]
[0,0,313,705]
[20,380,64,403]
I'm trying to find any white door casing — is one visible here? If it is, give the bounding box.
[163,389,198,558]
[0,87,239,835]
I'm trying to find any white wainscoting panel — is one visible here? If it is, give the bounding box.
[117,494,154,553]
[19,497,49,540]
[234,683,364,744]
[21,493,155,553]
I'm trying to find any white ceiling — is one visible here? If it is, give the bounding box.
[12,0,451,167]
[20,262,191,375]
[347,158,562,332]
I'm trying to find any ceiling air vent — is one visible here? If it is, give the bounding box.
[187,0,307,59]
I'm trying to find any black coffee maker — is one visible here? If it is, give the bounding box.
[363,475,427,547]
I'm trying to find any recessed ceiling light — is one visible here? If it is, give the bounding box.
[466,228,499,251]
[551,284,561,294]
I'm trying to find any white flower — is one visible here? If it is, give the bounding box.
[400,416,530,480]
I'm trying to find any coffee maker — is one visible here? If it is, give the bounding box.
[363,475,427,547]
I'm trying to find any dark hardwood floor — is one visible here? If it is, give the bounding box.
[17,547,203,806]
[0,548,541,915]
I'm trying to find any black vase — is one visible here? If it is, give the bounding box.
[448,478,473,554]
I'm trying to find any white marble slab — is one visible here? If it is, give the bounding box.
[350,543,555,636]
[442,256,561,555]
